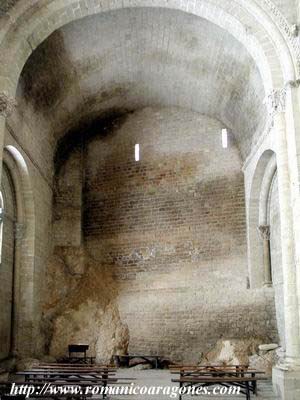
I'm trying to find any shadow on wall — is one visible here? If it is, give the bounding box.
[17,30,76,112]
[42,112,131,363]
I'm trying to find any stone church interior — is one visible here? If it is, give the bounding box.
[0,0,300,399]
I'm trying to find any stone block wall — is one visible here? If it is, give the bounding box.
[0,0,293,365]
[269,172,285,347]
[50,106,278,363]
[3,110,54,357]
[0,164,16,359]
[53,148,83,247]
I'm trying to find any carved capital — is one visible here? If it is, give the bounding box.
[286,79,300,89]
[264,88,287,117]
[0,92,17,118]
[291,24,299,38]
[258,225,271,241]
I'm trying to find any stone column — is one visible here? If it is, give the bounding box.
[267,85,300,399]
[258,225,272,287]
[12,222,25,356]
[284,82,300,326]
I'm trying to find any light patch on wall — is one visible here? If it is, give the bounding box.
[222,129,228,149]
[135,144,140,162]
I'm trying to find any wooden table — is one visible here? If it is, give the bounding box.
[114,354,163,369]
[67,344,95,364]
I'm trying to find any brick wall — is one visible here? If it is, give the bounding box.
[52,106,278,362]
[0,0,292,363]
[53,148,83,247]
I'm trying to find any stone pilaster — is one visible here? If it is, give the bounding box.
[269,82,300,399]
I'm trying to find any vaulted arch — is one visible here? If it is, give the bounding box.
[0,0,298,102]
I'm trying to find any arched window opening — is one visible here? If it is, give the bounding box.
[258,155,277,287]
[248,150,277,289]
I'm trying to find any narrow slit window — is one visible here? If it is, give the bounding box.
[135,144,140,162]
[222,128,228,149]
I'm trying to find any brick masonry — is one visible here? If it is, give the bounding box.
[51,107,278,362]
[0,0,295,363]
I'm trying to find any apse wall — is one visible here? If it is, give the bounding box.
[49,106,278,362]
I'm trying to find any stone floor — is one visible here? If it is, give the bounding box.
[111,369,279,399]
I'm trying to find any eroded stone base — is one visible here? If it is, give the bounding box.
[273,366,300,400]
[42,246,129,363]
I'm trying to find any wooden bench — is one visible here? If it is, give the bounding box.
[16,371,115,382]
[38,363,106,368]
[171,365,266,400]
[31,366,116,373]
[34,366,113,379]
[0,380,118,399]
[170,364,250,371]
[172,376,267,400]
[114,354,163,369]
[15,370,118,399]
[8,364,134,399]
[170,365,263,377]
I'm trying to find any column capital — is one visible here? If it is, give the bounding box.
[291,24,299,37]
[285,79,300,89]
[0,92,17,118]
[258,225,271,241]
